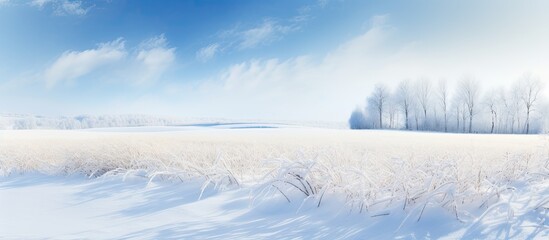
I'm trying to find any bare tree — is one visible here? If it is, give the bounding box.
[351,74,546,134]
[452,94,462,132]
[519,73,543,134]
[383,91,400,129]
[413,105,421,130]
[484,90,498,133]
[510,82,523,133]
[415,78,431,130]
[498,88,511,133]
[437,79,449,132]
[349,107,369,129]
[455,103,460,132]
[458,76,480,133]
[461,102,468,132]
[368,84,388,129]
[387,97,399,129]
[397,80,413,130]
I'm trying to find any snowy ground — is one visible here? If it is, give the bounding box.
[0,174,547,239]
[0,124,548,239]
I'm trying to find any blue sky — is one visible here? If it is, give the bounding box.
[0,0,548,121]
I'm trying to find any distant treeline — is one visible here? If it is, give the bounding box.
[0,114,346,130]
[0,114,184,130]
[349,74,548,134]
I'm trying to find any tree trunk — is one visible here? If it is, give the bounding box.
[469,112,473,133]
[490,111,494,134]
[379,109,383,129]
[456,109,459,132]
[423,108,427,130]
[405,109,409,130]
[444,112,447,132]
[517,117,521,134]
[526,106,530,134]
[434,108,438,130]
[462,114,466,133]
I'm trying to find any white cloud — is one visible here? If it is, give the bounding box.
[0,0,10,6]
[239,20,294,49]
[120,17,395,120]
[196,43,220,62]
[194,2,320,62]
[196,17,304,61]
[30,0,89,16]
[138,34,169,49]
[317,0,329,8]
[187,17,393,120]
[133,34,176,84]
[42,34,176,87]
[57,0,87,15]
[44,38,126,87]
[30,0,52,8]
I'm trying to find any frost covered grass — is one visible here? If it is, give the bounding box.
[1,127,548,237]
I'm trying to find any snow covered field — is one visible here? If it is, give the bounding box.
[1,124,548,239]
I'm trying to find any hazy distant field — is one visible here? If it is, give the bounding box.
[2,124,546,169]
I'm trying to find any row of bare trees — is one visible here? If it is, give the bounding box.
[349,74,546,134]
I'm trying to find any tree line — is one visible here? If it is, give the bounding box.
[349,74,546,134]
[1,114,182,130]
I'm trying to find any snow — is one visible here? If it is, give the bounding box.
[0,174,546,239]
[0,174,369,239]
[79,123,300,132]
[0,126,548,238]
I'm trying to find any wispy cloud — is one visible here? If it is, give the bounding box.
[44,38,126,87]
[174,16,394,120]
[30,0,90,16]
[133,34,176,84]
[196,9,309,62]
[238,19,296,49]
[317,0,330,8]
[196,43,220,62]
[57,0,87,15]
[178,11,549,121]
[30,0,52,8]
[43,34,175,87]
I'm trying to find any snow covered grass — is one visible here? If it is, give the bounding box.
[1,126,548,238]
